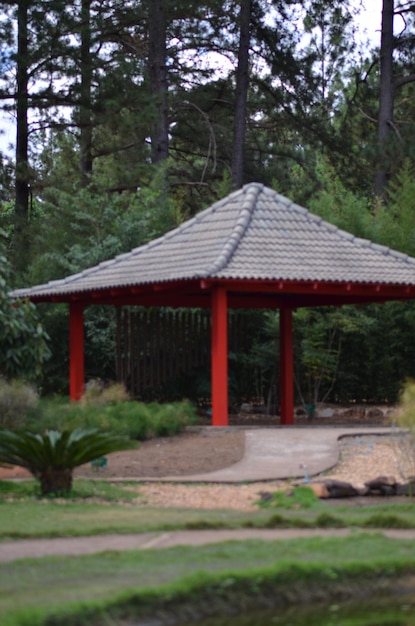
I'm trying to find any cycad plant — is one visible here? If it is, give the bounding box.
[0,428,136,496]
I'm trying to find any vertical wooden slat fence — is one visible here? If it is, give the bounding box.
[116,308,211,399]
[116,308,256,401]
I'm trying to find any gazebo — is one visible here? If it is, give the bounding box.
[13,183,415,426]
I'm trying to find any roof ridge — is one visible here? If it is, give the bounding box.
[203,183,263,277]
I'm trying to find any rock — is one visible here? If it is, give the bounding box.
[259,491,274,502]
[240,403,254,414]
[323,479,359,498]
[309,482,330,498]
[316,407,334,419]
[365,407,384,419]
[365,475,397,495]
[396,480,415,496]
[341,407,365,419]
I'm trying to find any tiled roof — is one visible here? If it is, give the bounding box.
[12,183,415,300]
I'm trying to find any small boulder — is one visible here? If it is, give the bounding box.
[396,480,415,496]
[259,491,274,502]
[365,407,384,419]
[240,403,254,414]
[316,407,334,419]
[323,479,359,498]
[365,476,397,496]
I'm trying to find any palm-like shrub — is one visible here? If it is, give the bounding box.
[0,428,136,496]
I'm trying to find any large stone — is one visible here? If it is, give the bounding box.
[396,480,415,496]
[323,479,359,498]
[365,407,384,419]
[365,475,397,495]
[316,407,334,419]
[240,403,255,414]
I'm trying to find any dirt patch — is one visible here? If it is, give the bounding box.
[0,429,246,482]
[73,428,246,479]
[83,429,249,478]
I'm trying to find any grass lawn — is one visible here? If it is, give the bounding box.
[2,480,415,626]
[2,534,415,626]
[2,480,415,539]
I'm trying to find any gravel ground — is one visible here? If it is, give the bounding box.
[324,433,414,488]
[2,430,413,512]
[124,432,414,512]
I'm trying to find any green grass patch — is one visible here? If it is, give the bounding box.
[258,485,319,509]
[2,481,415,538]
[361,513,415,529]
[0,499,272,539]
[0,479,139,503]
[314,512,347,528]
[1,534,415,626]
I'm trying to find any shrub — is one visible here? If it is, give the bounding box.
[0,428,136,496]
[25,398,197,441]
[0,379,39,429]
[81,380,130,406]
[314,513,346,528]
[397,380,415,430]
[395,380,415,481]
[362,514,413,529]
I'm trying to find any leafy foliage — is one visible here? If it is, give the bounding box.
[0,232,50,382]
[23,397,197,441]
[0,428,136,495]
[0,379,39,429]
[2,3,415,407]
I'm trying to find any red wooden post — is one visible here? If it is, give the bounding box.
[279,306,294,425]
[211,285,228,426]
[69,302,85,401]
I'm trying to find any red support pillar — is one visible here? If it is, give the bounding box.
[211,285,228,426]
[279,306,294,425]
[69,302,85,401]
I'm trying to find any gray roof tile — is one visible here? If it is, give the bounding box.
[12,183,415,300]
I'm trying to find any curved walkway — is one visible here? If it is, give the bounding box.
[1,528,415,563]
[139,426,396,483]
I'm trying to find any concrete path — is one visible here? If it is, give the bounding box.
[140,426,396,483]
[2,528,415,563]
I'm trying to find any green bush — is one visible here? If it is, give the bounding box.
[0,379,39,429]
[314,513,346,528]
[394,380,415,481]
[362,514,413,529]
[24,398,197,440]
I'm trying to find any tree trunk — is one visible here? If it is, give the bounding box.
[375,0,395,197]
[147,0,169,164]
[79,0,93,184]
[39,469,73,496]
[231,0,251,190]
[14,0,30,272]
